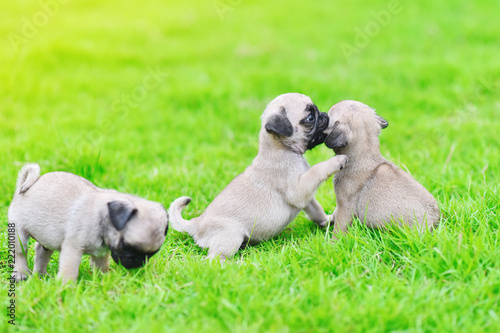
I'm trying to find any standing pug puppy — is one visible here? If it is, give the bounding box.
[9,163,169,283]
[324,100,440,236]
[169,93,348,260]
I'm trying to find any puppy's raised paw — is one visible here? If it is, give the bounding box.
[330,154,349,172]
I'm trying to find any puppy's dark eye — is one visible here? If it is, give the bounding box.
[306,114,314,122]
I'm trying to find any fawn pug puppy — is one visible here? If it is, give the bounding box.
[324,100,440,235]
[169,93,348,261]
[9,163,169,283]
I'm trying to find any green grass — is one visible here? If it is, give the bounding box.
[1,0,499,331]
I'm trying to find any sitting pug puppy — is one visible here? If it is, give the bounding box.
[169,93,348,260]
[9,163,169,283]
[324,100,440,236]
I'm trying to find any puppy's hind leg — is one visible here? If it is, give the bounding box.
[304,197,328,227]
[90,252,110,273]
[34,242,53,276]
[206,232,245,263]
[14,227,31,282]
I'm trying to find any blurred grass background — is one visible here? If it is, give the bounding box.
[1,0,499,332]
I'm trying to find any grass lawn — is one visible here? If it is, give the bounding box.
[1,0,499,331]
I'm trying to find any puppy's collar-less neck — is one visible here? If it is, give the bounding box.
[258,131,306,156]
[340,139,381,159]
[258,140,305,158]
[287,143,305,155]
[340,152,386,172]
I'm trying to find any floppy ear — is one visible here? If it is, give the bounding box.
[376,115,388,129]
[325,123,350,150]
[325,131,348,150]
[107,201,137,231]
[265,107,293,137]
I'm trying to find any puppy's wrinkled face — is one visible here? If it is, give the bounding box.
[262,93,329,154]
[110,238,159,269]
[107,200,169,269]
[324,100,388,154]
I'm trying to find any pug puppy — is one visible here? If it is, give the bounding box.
[324,100,440,236]
[9,163,169,283]
[169,93,348,261]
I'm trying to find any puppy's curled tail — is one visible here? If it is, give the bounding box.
[168,196,194,233]
[16,163,41,194]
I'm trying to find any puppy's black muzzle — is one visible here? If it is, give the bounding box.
[307,112,329,150]
[111,240,159,269]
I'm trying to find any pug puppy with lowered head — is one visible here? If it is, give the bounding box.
[169,93,348,261]
[323,100,440,236]
[9,163,169,283]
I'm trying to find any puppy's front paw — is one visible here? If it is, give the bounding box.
[318,214,334,228]
[330,154,348,172]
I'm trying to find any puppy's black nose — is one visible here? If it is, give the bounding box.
[306,112,330,151]
[317,112,329,131]
[112,253,147,269]
[110,243,159,269]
